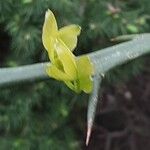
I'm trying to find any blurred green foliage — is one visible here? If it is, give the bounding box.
[0,0,150,149]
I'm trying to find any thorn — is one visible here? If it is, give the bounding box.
[86,126,92,146]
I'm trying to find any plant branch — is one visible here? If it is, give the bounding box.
[89,33,150,75]
[0,34,150,87]
[0,63,49,87]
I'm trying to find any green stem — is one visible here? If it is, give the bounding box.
[0,63,49,87]
[89,33,150,75]
[0,34,150,87]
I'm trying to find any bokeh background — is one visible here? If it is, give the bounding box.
[0,0,150,149]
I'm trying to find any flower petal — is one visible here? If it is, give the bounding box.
[47,37,56,63]
[59,25,81,51]
[76,56,94,93]
[55,38,77,80]
[46,65,72,81]
[79,76,93,93]
[64,81,75,91]
[65,81,81,93]
[76,56,94,76]
[42,9,58,51]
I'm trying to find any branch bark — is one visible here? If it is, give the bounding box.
[0,34,150,87]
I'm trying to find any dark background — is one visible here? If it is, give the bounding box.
[0,0,150,149]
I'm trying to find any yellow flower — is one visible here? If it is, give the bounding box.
[42,9,94,93]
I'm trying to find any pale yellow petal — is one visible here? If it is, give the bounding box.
[64,81,75,91]
[55,38,77,80]
[79,76,93,93]
[42,9,58,51]
[76,56,94,76]
[76,56,94,93]
[59,25,81,51]
[47,37,55,63]
[65,81,81,93]
[46,65,72,81]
